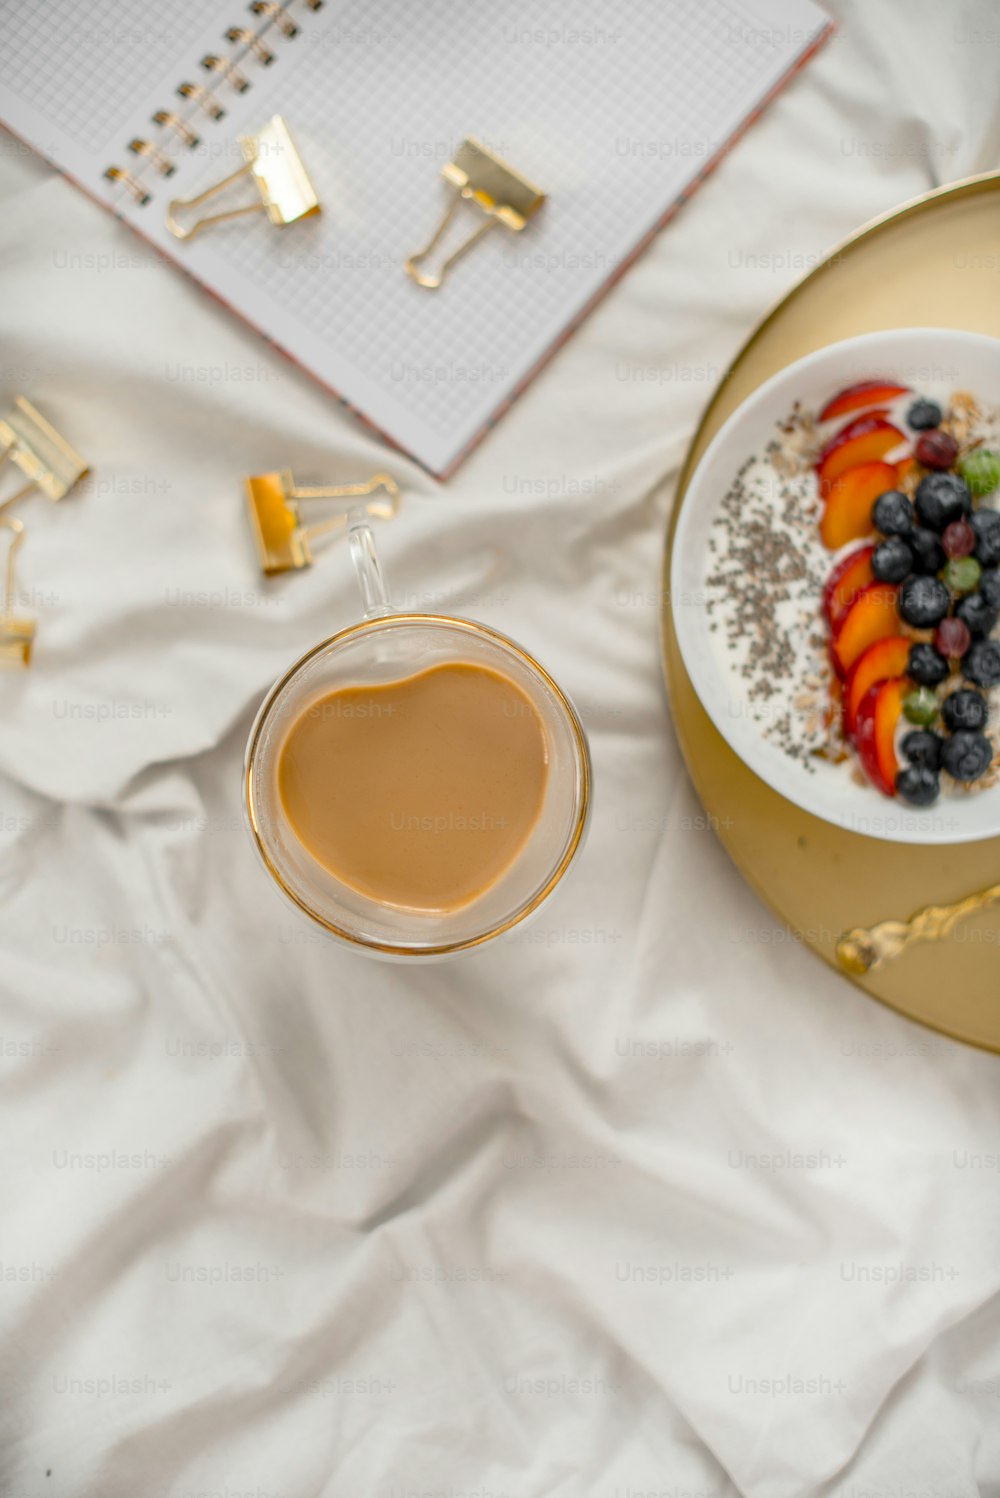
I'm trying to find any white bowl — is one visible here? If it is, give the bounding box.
[671,328,1000,845]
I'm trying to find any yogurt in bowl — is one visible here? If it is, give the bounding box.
[671,328,1000,845]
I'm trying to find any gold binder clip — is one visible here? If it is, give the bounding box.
[165,116,320,242]
[0,396,90,516]
[244,470,399,576]
[0,518,35,668]
[405,138,545,290]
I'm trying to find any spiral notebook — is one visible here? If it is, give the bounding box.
[0,0,832,477]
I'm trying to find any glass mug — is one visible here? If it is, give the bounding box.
[244,513,591,958]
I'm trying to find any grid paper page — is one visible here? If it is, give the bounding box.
[0,0,831,474]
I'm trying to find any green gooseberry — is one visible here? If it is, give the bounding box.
[959,448,1000,499]
[942,556,982,596]
[902,687,938,727]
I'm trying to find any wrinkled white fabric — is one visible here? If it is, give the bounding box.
[2,3,1000,1496]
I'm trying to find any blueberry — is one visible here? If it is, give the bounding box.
[955,593,999,637]
[895,764,940,806]
[908,527,946,575]
[871,536,913,583]
[941,730,993,782]
[970,508,1000,566]
[899,574,950,628]
[901,729,943,771]
[906,398,942,431]
[980,568,1000,611]
[907,642,950,687]
[942,689,988,732]
[914,472,972,532]
[964,638,1000,688]
[872,489,914,536]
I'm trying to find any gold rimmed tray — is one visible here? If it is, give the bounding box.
[661,171,1000,1052]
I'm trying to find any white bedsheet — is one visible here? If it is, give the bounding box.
[2,3,1000,1494]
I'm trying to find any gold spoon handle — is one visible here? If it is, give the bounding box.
[838,881,1000,974]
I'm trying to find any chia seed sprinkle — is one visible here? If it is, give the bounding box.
[704,423,831,769]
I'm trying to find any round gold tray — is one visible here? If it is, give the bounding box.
[661,171,1000,1052]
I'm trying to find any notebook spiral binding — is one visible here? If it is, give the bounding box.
[103,0,323,207]
[174,89,224,126]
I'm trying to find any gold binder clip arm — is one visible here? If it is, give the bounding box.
[165,116,320,241]
[405,138,545,290]
[244,470,399,575]
[0,397,90,515]
[0,517,35,668]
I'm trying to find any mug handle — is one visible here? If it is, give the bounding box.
[348,510,393,620]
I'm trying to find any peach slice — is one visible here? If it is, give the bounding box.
[825,411,891,442]
[823,545,875,633]
[819,462,898,550]
[819,381,909,421]
[831,582,900,678]
[818,417,907,493]
[844,635,911,738]
[855,678,909,797]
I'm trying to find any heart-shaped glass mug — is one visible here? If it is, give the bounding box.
[244,513,591,958]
